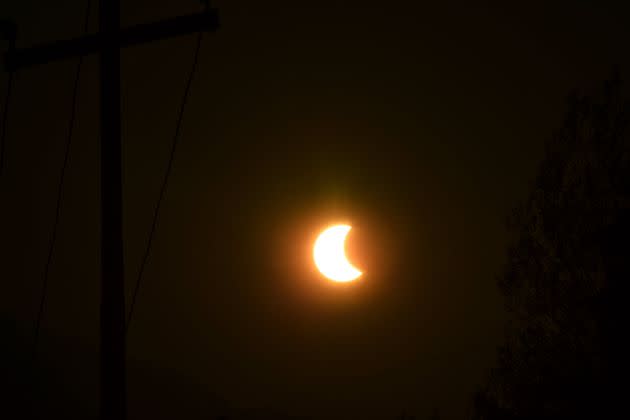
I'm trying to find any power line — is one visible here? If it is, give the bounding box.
[126,30,205,335]
[33,0,92,357]
[0,19,17,179]
[0,69,14,179]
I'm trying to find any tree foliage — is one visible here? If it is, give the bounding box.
[473,77,630,420]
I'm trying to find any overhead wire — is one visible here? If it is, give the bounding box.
[0,67,14,179]
[33,0,92,357]
[126,30,205,335]
[1,19,17,179]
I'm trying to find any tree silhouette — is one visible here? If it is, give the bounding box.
[473,76,630,420]
[430,407,440,420]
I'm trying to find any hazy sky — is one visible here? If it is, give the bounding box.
[1,1,629,419]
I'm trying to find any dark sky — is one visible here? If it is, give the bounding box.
[1,1,629,419]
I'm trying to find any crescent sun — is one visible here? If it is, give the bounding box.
[313,224,363,282]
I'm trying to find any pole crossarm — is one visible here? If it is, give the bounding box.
[4,8,219,71]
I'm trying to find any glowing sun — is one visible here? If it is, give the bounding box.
[313,224,362,282]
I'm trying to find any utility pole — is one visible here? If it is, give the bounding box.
[3,3,219,419]
[99,2,125,418]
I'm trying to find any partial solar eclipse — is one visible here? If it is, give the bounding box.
[313,224,362,282]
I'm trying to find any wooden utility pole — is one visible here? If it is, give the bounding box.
[99,1,125,418]
[3,3,219,419]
